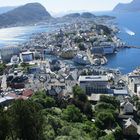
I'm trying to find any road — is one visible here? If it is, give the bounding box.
[1,74,7,91]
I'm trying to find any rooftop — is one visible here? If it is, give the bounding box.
[79,75,108,82]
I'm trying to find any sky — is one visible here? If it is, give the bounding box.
[0,0,133,14]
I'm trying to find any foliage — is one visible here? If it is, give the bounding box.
[0,107,10,140]
[95,102,116,111]
[31,90,55,108]
[100,95,120,109]
[9,100,44,140]
[99,133,115,140]
[73,85,85,99]
[95,111,116,129]
[72,85,93,118]
[0,88,123,140]
[62,105,83,122]
[0,63,6,75]
[78,43,86,51]
[113,126,123,140]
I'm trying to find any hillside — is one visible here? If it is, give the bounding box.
[63,12,95,19]
[0,3,52,27]
[113,0,140,12]
[0,6,16,14]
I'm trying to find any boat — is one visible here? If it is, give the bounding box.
[45,45,54,54]
[73,53,90,65]
[124,28,135,36]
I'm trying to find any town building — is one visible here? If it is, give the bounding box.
[123,118,138,137]
[20,51,34,62]
[0,47,20,62]
[121,101,134,115]
[128,74,140,95]
[78,75,110,94]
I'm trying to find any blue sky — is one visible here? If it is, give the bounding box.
[0,0,132,13]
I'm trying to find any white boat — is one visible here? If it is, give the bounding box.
[124,28,135,36]
[73,54,90,65]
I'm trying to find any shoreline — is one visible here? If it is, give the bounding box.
[0,18,140,75]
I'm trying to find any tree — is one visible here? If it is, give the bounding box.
[100,95,120,109]
[113,126,123,140]
[83,102,93,119]
[99,134,115,140]
[0,107,10,140]
[62,105,83,122]
[0,63,6,75]
[95,111,115,129]
[73,85,87,102]
[78,43,86,51]
[31,90,55,108]
[72,85,93,119]
[95,102,115,111]
[46,115,63,134]
[9,100,44,140]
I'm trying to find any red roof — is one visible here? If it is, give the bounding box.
[22,89,33,97]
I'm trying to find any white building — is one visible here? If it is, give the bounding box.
[20,51,34,62]
[11,55,20,65]
[128,75,140,95]
[78,75,109,94]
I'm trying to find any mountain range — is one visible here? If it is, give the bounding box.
[0,3,52,28]
[113,0,140,12]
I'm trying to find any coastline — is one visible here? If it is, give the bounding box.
[0,14,139,75]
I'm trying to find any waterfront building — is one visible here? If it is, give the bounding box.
[0,47,20,62]
[20,51,34,62]
[78,75,109,94]
[102,45,115,54]
[91,45,115,55]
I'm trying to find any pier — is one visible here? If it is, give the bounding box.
[124,46,140,49]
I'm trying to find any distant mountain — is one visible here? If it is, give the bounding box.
[0,6,16,14]
[0,3,52,28]
[113,0,140,12]
[63,12,95,19]
[63,13,81,18]
[81,12,96,18]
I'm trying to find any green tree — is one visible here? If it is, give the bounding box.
[0,107,10,140]
[99,133,115,140]
[9,100,44,140]
[62,105,83,122]
[31,90,55,108]
[95,102,115,111]
[0,63,6,75]
[113,126,123,140]
[100,95,120,109]
[73,85,87,102]
[95,111,115,129]
[72,85,93,119]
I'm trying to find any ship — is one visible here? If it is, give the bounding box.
[73,53,90,65]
